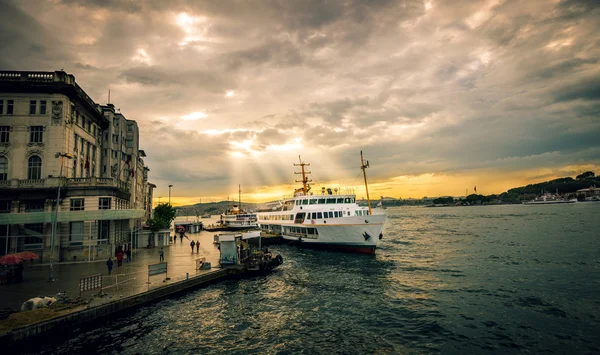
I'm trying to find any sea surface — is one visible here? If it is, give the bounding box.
[29,204,600,354]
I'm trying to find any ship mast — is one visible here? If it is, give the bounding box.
[360,151,372,215]
[294,155,312,195]
[238,184,241,211]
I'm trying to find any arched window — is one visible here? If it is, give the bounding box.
[0,156,7,180]
[28,156,42,180]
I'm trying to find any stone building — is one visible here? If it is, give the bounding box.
[0,70,154,261]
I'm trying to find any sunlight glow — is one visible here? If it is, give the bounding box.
[132,48,151,65]
[181,111,208,121]
[226,90,235,97]
[202,128,249,136]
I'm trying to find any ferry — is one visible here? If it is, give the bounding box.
[219,185,259,230]
[523,191,577,205]
[256,152,386,254]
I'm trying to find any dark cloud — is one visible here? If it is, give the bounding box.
[3,0,599,198]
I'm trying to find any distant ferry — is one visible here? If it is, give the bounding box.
[523,192,577,205]
[256,153,386,254]
[219,185,258,230]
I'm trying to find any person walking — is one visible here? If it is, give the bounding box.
[126,249,132,262]
[116,251,124,267]
[159,248,164,262]
[190,240,196,253]
[106,257,114,275]
[196,240,200,253]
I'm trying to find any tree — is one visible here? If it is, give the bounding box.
[576,171,595,180]
[147,203,177,233]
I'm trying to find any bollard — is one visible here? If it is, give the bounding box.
[186,272,189,280]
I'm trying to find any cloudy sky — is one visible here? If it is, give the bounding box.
[1,0,599,204]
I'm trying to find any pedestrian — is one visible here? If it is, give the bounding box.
[126,249,132,262]
[106,257,113,274]
[196,240,200,253]
[117,251,124,267]
[159,248,164,262]
[190,240,196,253]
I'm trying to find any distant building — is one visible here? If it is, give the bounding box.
[576,186,600,200]
[0,70,154,261]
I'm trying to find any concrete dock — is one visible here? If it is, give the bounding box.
[0,230,233,347]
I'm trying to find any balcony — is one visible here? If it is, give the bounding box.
[0,177,130,193]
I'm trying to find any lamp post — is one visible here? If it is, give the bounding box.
[50,152,72,282]
[169,184,173,204]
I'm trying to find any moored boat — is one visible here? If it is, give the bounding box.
[256,152,386,254]
[219,185,259,230]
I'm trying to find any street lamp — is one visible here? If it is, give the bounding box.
[49,152,72,282]
[169,184,173,204]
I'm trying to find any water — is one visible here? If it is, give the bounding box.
[28,204,600,354]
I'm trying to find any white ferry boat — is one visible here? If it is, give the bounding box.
[220,185,258,230]
[523,191,577,205]
[256,152,386,254]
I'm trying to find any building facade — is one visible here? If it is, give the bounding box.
[0,70,154,261]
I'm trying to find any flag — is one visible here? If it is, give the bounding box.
[84,158,89,170]
[126,156,131,168]
[131,168,135,178]
[474,186,477,193]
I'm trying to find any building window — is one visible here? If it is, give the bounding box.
[27,156,42,180]
[0,100,3,114]
[103,165,106,173]
[73,159,77,178]
[7,100,14,115]
[40,100,47,115]
[0,157,7,180]
[0,200,11,213]
[113,134,119,144]
[25,200,44,212]
[98,220,110,243]
[29,126,43,143]
[127,124,133,132]
[70,221,84,246]
[126,139,133,148]
[99,197,111,210]
[80,137,84,153]
[92,125,96,136]
[81,117,86,129]
[70,198,84,211]
[29,100,37,115]
[113,150,118,159]
[23,223,44,248]
[74,133,78,151]
[0,126,9,143]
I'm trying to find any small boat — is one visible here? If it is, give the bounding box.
[217,231,283,273]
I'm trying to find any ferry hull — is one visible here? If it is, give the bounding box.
[280,214,385,254]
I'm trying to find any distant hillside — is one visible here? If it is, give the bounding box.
[507,175,599,196]
[175,201,261,217]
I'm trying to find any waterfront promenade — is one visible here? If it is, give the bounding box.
[0,231,220,312]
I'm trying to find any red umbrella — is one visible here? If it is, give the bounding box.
[14,251,39,261]
[0,254,23,265]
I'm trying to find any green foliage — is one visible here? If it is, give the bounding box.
[433,196,454,204]
[508,176,600,196]
[147,203,177,232]
[576,171,595,180]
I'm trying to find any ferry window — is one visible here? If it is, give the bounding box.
[337,198,343,203]
[294,212,306,223]
[301,228,307,234]
[309,199,317,205]
[295,201,300,206]
[302,199,308,205]
[351,198,355,203]
[290,214,294,220]
[328,212,333,218]
[348,211,351,216]
[318,198,326,204]
[317,212,323,219]
[326,198,335,204]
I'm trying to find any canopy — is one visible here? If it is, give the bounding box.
[242,231,261,240]
[14,251,39,260]
[0,254,23,265]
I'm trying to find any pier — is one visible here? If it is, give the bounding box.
[0,230,260,347]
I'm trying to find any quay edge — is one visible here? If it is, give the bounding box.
[0,268,232,349]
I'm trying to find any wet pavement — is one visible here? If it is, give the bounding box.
[0,231,222,311]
